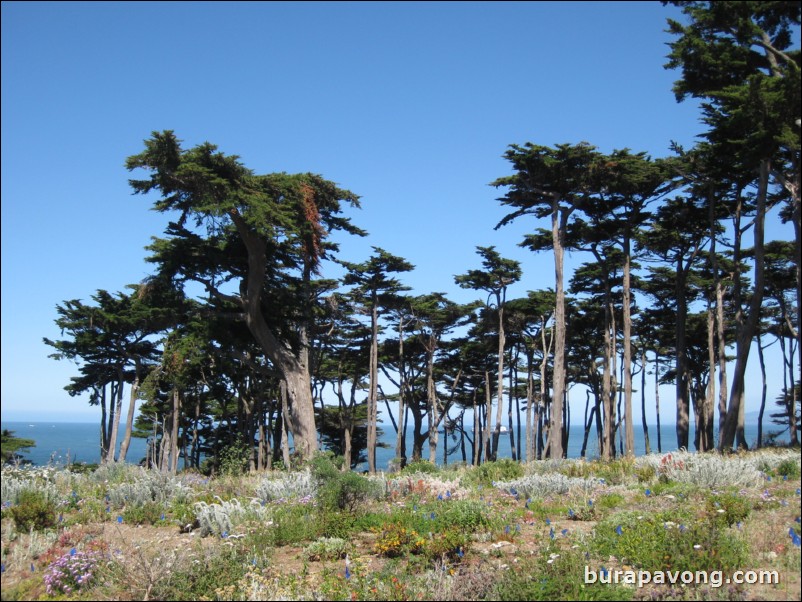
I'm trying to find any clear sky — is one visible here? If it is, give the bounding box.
[1,2,794,430]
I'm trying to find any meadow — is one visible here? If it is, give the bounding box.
[1,448,800,601]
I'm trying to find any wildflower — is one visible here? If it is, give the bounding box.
[789,529,801,548]
[70,548,76,556]
[561,529,568,536]
[693,544,702,550]
[549,527,555,540]
[545,518,551,525]
[446,490,451,498]
[568,509,574,518]
[510,487,518,496]
[615,525,623,536]
[117,515,123,524]
[588,499,593,507]
[645,489,651,497]
[679,524,687,533]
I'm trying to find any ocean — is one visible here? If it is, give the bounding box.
[3,419,766,471]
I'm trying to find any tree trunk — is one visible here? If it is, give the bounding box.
[549,202,569,459]
[622,236,635,456]
[367,299,379,473]
[721,160,769,451]
[117,374,140,463]
[675,256,690,451]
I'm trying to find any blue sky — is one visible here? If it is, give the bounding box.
[1,2,794,431]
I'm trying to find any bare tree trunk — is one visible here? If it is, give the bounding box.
[721,160,769,451]
[367,300,379,473]
[641,348,651,454]
[622,237,635,456]
[549,203,569,459]
[117,374,140,463]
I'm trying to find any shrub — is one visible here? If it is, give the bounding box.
[9,489,57,531]
[705,492,751,527]
[493,548,632,601]
[219,436,251,476]
[303,537,352,561]
[495,473,596,499]
[317,471,383,513]
[464,459,524,487]
[255,470,316,503]
[775,458,801,479]
[592,510,748,572]
[374,522,426,557]
[44,550,102,596]
[401,460,440,475]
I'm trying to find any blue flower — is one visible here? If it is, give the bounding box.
[438,494,443,501]
[430,512,436,520]
[789,529,801,547]
[601,567,608,578]
[70,548,76,556]
[505,525,510,534]
[568,509,575,518]
[1,563,4,573]
[615,525,623,536]
[117,516,123,524]
[457,547,464,558]
[795,517,800,524]
[545,518,551,525]
[561,529,568,536]
[345,566,351,580]
[446,490,451,498]
[221,531,228,538]
[549,527,555,540]
[645,489,651,497]
[30,563,35,572]
[679,524,687,533]
[510,487,518,496]
[588,499,593,507]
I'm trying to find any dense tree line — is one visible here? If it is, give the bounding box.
[46,2,799,473]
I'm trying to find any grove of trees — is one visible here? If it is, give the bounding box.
[45,2,799,473]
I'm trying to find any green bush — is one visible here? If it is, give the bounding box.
[493,549,633,601]
[9,489,57,532]
[776,458,801,479]
[464,458,524,486]
[317,471,382,513]
[593,510,748,572]
[705,492,751,527]
[122,500,166,525]
[219,436,251,476]
[401,460,440,475]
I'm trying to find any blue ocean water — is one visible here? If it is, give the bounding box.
[4,419,764,470]
[3,422,148,467]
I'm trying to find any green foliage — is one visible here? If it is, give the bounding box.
[400,460,440,475]
[218,436,251,476]
[9,489,57,532]
[463,458,524,486]
[493,548,633,601]
[150,547,249,601]
[317,471,383,513]
[593,510,748,572]
[774,458,801,479]
[705,492,752,527]
[122,500,166,525]
[303,537,352,561]
[1,429,35,464]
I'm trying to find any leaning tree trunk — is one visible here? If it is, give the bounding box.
[117,372,140,463]
[721,160,769,451]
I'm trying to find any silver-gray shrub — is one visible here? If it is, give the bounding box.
[655,452,764,489]
[1,467,60,505]
[106,469,194,508]
[193,497,271,537]
[495,472,597,499]
[255,470,317,503]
